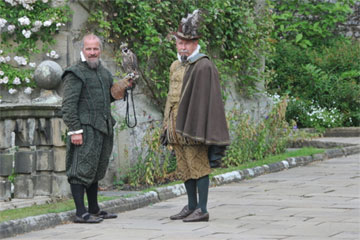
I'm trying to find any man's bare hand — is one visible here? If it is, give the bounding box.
[71,133,83,145]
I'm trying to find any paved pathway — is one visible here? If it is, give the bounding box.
[6,152,360,240]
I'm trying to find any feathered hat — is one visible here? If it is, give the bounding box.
[174,9,202,40]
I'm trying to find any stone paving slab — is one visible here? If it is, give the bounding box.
[4,153,359,240]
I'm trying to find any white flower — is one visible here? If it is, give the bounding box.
[22,29,32,39]
[2,76,9,84]
[7,24,15,33]
[25,77,31,83]
[14,56,27,66]
[42,0,49,3]
[0,71,4,76]
[5,56,11,62]
[0,18,7,29]
[0,57,5,63]
[5,0,17,7]
[47,50,59,59]
[43,20,52,27]
[29,62,36,68]
[9,88,17,95]
[24,87,33,95]
[34,20,42,27]
[18,16,31,26]
[13,77,21,85]
[31,20,42,32]
[0,50,3,54]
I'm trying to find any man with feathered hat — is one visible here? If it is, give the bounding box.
[162,9,230,222]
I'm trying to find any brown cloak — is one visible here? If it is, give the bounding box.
[176,55,230,146]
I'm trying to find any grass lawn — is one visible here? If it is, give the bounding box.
[0,147,324,223]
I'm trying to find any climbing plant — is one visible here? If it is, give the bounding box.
[0,0,71,97]
[87,0,274,107]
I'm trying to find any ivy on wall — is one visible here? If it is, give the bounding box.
[87,0,274,108]
[0,0,71,98]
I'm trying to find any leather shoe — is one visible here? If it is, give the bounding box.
[170,205,194,220]
[183,208,209,222]
[93,210,118,219]
[74,213,103,223]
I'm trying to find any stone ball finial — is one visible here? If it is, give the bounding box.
[34,60,62,90]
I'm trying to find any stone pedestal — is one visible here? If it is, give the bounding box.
[0,104,67,201]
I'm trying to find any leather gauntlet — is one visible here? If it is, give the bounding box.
[111,75,133,100]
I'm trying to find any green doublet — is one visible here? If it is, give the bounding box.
[62,61,115,187]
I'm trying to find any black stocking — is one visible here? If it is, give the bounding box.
[86,182,100,214]
[70,184,87,217]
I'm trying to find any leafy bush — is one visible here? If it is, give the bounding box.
[286,97,345,130]
[121,124,175,187]
[268,0,359,127]
[223,97,309,166]
[267,38,360,127]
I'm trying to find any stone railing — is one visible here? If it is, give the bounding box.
[0,104,70,201]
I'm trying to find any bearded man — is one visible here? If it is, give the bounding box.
[62,34,132,223]
[163,10,230,222]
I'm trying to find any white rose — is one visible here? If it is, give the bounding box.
[18,16,30,26]
[13,77,21,85]
[2,76,9,84]
[0,18,7,28]
[9,88,17,95]
[24,87,33,95]
[33,20,42,28]
[7,25,15,33]
[43,20,52,27]
[5,0,16,7]
[22,29,32,39]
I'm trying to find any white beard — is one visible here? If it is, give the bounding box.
[87,59,99,69]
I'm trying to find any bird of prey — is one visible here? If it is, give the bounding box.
[120,42,138,75]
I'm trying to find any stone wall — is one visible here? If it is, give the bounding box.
[338,2,360,39]
[0,105,69,200]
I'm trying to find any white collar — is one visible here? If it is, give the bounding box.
[177,44,201,62]
[80,51,86,62]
